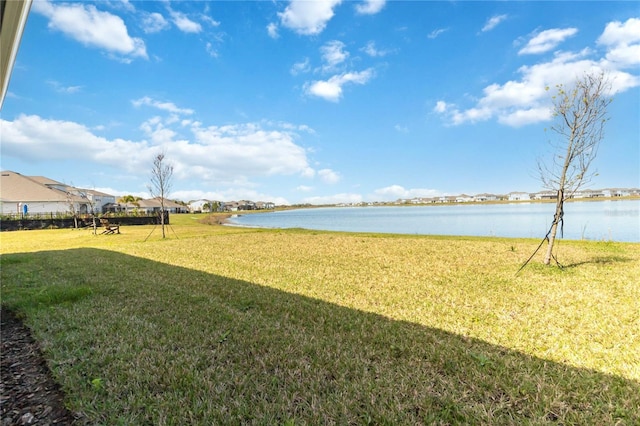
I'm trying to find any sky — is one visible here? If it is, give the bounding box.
[1,0,639,205]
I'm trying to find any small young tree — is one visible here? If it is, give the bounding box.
[538,71,612,265]
[66,188,79,229]
[83,189,98,235]
[148,152,174,238]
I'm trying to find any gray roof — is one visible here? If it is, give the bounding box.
[136,197,186,209]
[0,170,85,203]
[83,188,115,197]
[28,175,65,186]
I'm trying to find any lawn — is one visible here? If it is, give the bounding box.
[1,214,639,424]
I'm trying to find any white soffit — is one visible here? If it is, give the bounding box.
[0,0,32,109]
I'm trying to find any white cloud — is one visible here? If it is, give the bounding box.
[355,0,385,15]
[305,69,374,102]
[32,0,147,60]
[132,97,195,115]
[435,20,640,128]
[47,80,82,94]
[433,101,448,113]
[141,12,169,34]
[0,114,152,171]
[1,114,316,189]
[597,17,640,46]
[267,22,279,39]
[481,14,508,32]
[296,185,313,192]
[140,116,177,145]
[448,106,492,125]
[427,28,448,39]
[169,9,202,33]
[106,0,136,13]
[200,14,221,28]
[362,41,390,57]
[603,43,640,68]
[206,42,219,58]
[321,40,349,71]
[279,0,342,35]
[394,124,409,133]
[498,107,552,127]
[260,119,316,135]
[318,169,341,184]
[519,28,578,55]
[598,18,640,68]
[188,122,314,179]
[291,58,311,75]
[93,186,147,199]
[373,185,440,201]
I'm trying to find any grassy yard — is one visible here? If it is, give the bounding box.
[1,214,639,424]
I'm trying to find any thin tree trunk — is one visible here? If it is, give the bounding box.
[161,212,166,238]
[544,189,564,265]
[544,206,560,265]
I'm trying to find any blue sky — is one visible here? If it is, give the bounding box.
[1,0,639,205]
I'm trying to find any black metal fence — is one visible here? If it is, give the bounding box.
[0,212,169,232]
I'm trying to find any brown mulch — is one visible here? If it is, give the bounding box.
[1,308,79,425]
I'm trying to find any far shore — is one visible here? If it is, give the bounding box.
[199,194,640,221]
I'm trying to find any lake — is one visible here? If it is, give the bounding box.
[227,199,640,242]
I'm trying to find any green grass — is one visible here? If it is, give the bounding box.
[1,216,639,424]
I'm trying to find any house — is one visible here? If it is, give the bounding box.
[0,171,92,215]
[223,201,240,211]
[188,199,212,213]
[7,172,118,214]
[473,193,498,202]
[126,198,189,215]
[508,192,531,201]
[223,200,256,211]
[102,202,126,214]
[456,194,473,203]
[442,196,458,203]
[609,188,632,197]
[533,191,557,200]
[255,201,275,210]
[575,189,612,198]
[238,200,256,210]
[84,189,117,214]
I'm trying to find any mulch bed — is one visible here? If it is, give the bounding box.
[1,308,80,425]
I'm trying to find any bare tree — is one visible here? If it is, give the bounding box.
[63,182,88,229]
[537,71,612,265]
[148,152,174,238]
[65,188,79,229]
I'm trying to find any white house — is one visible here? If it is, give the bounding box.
[126,198,189,215]
[255,201,276,209]
[84,189,116,214]
[188,199,211,213]
[0,171,92,215]
[508,192,531,201]
[456,194,473,203]
[610,188,632,197]
[473,193,499,202]
[533,191,556,200]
